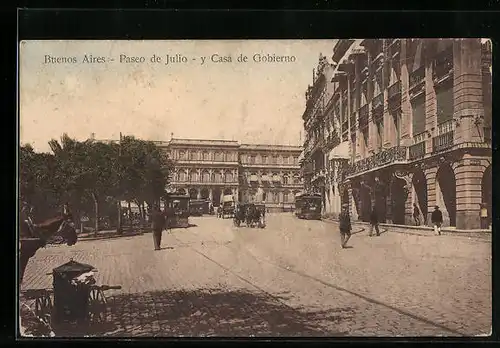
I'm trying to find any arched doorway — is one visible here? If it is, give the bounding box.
[436,163,456,227]
[189,188,198,199]
[212,188,222,207]
[360,183,371,222]
[373,180,387,223]
[482,164,492,226]
[391,177,407,225]
[200,188,209,200]
[223,188,233,196]
[412,169,428,224]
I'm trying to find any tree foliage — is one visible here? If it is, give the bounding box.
[19,134,175,232]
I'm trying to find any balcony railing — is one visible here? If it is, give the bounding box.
[409,141,426,160]
[344,146,407,177]
[387,80,402,101]
[372,93,384,110]
[432,60,453,83]
[409,66,425,91]
[432,131,454,153]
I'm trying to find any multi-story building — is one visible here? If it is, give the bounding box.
[238,144,302,212]
[160,138,240,204]
[301,39,492,229]
[160,138,302,211]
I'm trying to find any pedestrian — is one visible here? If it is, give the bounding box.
[339,204,352,248]
[369,205,380,236]
[413,203,421,226]
[480,203,489,229]
[431,205,443,236]
[151,205,165,250]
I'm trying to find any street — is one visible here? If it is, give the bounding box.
[21,214,491,337]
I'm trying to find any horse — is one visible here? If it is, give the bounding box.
[19,213,78,284]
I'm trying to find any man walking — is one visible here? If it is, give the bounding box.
[339,204,352,248]
[431,205,443,236]
[369,205,380,236]
[413,203,421,226]
[151,205,165,250]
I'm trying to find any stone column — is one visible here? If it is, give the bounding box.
[424,166,438,225]
[425,49,437,153]
[400,39,412,146]
[209,189,213,201]
[455,156,488,229]
[346,181,358,220]
[453,39,484,144]
[197,189,201,200]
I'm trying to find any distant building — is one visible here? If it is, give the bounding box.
[301,39,492,229]
[159,138,302,212]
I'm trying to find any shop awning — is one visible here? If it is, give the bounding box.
[328,141,350,160]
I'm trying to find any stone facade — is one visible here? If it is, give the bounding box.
[239,144,302,212]
[160,138,302,211]
[301,39,492,229]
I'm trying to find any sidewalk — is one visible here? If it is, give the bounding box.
[77,229,146,241]
[322,216,491,240]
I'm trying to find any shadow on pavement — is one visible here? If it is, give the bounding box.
[52,288,354,337]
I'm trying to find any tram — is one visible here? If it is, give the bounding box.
[294,193,322,220]
[165,193,190,228]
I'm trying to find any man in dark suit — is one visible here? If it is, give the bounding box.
[431,205,443,235]
[369,205,380,236]
[151,206,165,250]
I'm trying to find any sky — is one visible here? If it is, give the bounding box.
[19,40,335,153]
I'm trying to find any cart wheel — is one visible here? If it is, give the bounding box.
[88,288,107,323]
[34,290,53,320]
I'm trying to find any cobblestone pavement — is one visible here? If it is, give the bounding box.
[20,214,491,337]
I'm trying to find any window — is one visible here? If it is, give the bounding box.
[215,152,223,161]
[189,171,198,182]
[214,171,222,183]
[225,171,233,183]
[272,156,277,164]
[202,170,210,183]
[179,151,186,160]
[179,170,187,182]
[263,156,268,164]
[203,151,210,161]
[255,155,261,164]
[411,95,426,136]
[250,155,255,164]
[436,86,453,125]
[190,151,198,161]
[277,156,283,164]
[375,120,383,151]
[284,192,289,203]
[283,175,289,185]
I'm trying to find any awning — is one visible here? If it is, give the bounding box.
[261,175,270,181]
[328,141,350,160]
[250,175,258,182]
[272,175,281,182]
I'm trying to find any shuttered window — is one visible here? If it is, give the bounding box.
[411,96,426,135]
[436,86,453,125]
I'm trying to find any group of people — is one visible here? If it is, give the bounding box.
[337,203,447,248]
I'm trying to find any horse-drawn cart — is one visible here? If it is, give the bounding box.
[20,259,121,333]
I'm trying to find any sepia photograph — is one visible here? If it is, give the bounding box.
[18,39,492,337]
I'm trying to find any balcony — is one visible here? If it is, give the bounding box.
[326,131,341,149]
[372,93,384,111]
[344,146,407,177]
[409,141,426,160]
[387,80,402,101]
[432,131,454,153]
[409,67,425,95]
[432,60,453,84]
[389,39,401,58]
